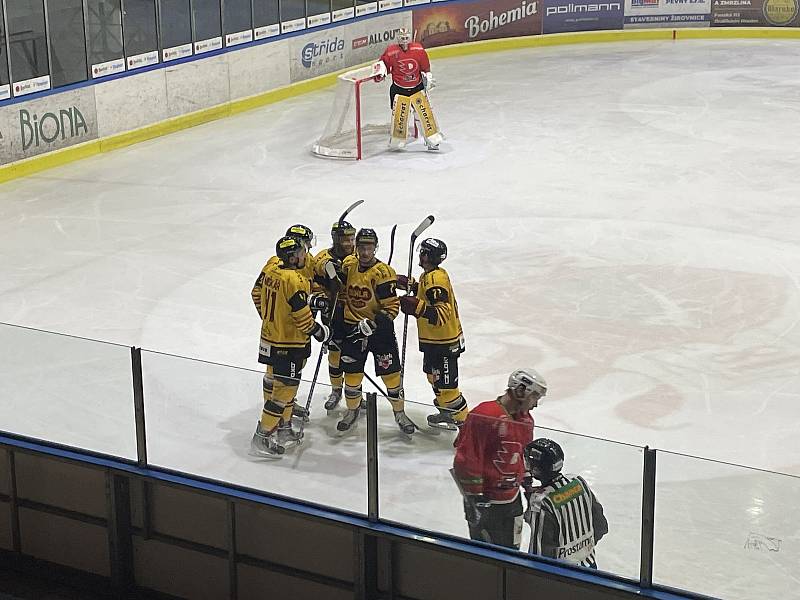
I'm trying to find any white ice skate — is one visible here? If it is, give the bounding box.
[250,423,285,459]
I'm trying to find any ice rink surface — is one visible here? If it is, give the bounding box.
[1,39,800,597]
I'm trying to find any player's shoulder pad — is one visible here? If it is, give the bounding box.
[315,248,331,262]
[431,267,452,286]
[409,42,425,51]
[373,261,396,280]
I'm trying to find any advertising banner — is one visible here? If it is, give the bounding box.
[413,0,542,48]
[543,0,624,32]
[624,0,711,27]
[0,87,98,165]
[711,0,800,25]
[288,13,410,82]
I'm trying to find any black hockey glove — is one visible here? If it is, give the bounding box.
[348,319,376,340]
[465,494,491,526]
[309,293,331,312]
[374,310,394,333]
[312,322,332,344]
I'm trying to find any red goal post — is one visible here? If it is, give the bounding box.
[312,61,416,160]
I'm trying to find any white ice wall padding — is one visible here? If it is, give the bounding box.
[313,64,392,159]
[227,39,291,101]
[96,69,168,138]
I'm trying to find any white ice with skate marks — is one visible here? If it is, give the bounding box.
[1,40,800,598]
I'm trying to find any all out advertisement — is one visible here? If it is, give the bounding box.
[543,0,624,32]
[412,0,543,49]
[711,0,800,25]
[624,0,711,27]
[288,13,409,82]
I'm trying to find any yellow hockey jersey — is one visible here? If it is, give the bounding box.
[342,255,400,324]
[263,253,316,282]
[414,267,464,353]
[251,261,316,352]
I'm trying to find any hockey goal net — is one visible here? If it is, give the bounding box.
[313,63,415,160]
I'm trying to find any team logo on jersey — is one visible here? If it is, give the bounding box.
[348,285,373,308]
[376,354,393,369]
[492,440,523,475]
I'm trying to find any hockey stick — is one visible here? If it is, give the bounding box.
[387,224,397,265]
[339,199,364,225]
[361,371,424,432]
[298,261,340,442]
[399,215,435,383]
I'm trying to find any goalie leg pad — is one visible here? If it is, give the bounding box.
[410,90,443,146]
[390,94,413,149]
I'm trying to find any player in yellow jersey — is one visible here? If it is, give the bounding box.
[250,236,331,458]
[309,221,357,410]
[398,238,467,430]
[337,228,416,434]
[251,224,318,422]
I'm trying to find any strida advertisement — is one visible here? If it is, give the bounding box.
[412,0,543,48]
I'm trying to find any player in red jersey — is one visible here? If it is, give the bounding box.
[375,28,443,151]
[451,368,547,549]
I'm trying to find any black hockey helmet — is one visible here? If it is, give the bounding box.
[419,238,447,265]
[524,438,564,480]
[356,228,378,247]
[331,220,356,239]
[276,235,305,263]
[286,224,315,248]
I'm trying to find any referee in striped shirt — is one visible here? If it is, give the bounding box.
[523,438,608,568]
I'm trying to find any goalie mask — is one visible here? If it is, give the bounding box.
[508,368,547,399]
[524,438,564,481]
[286,224,315,249]
[398,28,412,47]
[419,238,447,265]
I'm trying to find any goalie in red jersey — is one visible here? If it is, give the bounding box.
[375,28,443,151]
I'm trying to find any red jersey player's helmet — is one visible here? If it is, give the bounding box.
[398,28,412,47]
[508,368,547,399]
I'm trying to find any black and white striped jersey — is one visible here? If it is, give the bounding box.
[526,473,609,568]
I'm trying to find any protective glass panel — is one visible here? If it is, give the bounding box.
[122,0,158,56]
[332,0,354,12]
[253,0,278,26]
[654,451,800,599]
[159,0,192,48]
[279,0,305,23]
[0,14,9,86]
[307,0,330,17]
[6,0,49,82]
[376,401,642,579]
[45,0,88,87]
[0,323,137,459]
[192,0,222,40]
[222,0,252,33]
[86,0,124,66]
[142,348,367,514]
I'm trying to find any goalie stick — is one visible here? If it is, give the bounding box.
[400,215,435,383]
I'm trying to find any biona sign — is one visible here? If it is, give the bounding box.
[20,106,89,151]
